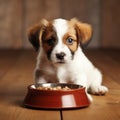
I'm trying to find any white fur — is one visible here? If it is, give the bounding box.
[51,19,72,63]
[35,19,108,102]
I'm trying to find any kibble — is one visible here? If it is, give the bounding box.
[37,86,71,90]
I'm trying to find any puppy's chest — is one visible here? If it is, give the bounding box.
[56,65,75,83]
[39,55,76,82]
[43,65,75,83]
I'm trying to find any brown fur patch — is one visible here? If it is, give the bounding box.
[71,18,92,45]
[63,33,77,52]
[42,22,57,58]
[62,20,78,52]
[28,19,49,51]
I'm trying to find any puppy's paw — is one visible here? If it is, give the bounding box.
[90,85,108,95]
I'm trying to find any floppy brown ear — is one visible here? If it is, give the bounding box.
[72,18,92,46]
[27,19,48,51]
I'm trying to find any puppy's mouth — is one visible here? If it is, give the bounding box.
[54,60,66,64]
[57,61,65,64]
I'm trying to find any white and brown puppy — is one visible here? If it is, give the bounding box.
[28,18,108,100]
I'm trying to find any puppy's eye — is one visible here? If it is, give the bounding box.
[47,39,55,46]
[66,38,74,45]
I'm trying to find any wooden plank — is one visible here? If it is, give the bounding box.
[0,50,60,120]
[0,50,21,78]
[102,49,120,62]
[0,0,23,49]
[101,0,120,48]
[62,96,120,120]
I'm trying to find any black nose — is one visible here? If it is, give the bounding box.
[56,52,66,60]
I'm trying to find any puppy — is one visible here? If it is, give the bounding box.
[28,18,108,101]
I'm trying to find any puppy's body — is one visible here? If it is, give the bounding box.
[36,46,104,94]
[28,18,108,100]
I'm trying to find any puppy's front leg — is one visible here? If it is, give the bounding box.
[74,73,87,87]
[89,68,108,95]
[34,69,47,85]
[35,77,47,85]
[74,73,93,102]
[57,67,67,83]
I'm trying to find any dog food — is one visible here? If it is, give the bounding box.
[37,86,71,90]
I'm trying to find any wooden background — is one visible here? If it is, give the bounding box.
[0,0,120,49]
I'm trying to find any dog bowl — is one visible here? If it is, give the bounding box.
[24,83,90,109]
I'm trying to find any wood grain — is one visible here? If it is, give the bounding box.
[101,0,120,48]
[0,0,23,49]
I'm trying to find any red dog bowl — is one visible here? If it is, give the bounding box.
[24,83,90,109]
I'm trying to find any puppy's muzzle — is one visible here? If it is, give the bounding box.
[56,52,66,60]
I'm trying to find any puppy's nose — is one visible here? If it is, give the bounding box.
[56,52,66,60]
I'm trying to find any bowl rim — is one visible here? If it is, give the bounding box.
[28,83,85,92]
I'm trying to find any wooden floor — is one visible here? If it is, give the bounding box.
[0,49,120,120]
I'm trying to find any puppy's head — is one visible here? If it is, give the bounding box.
[28,18,92,64]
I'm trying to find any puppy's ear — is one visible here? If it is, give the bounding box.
[27,19,48,51]
[71,18,92,46]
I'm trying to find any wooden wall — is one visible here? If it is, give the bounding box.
[101,0,120,48]
[0,0,120,49]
